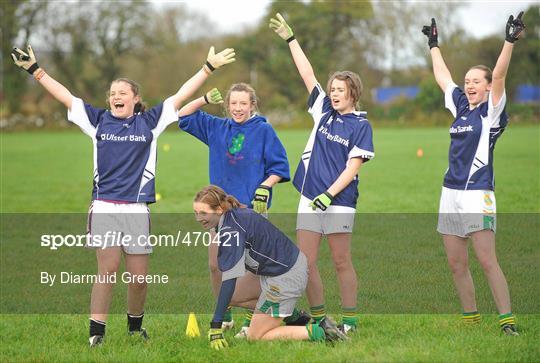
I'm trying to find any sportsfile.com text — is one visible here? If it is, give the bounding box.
[40,231,240,250]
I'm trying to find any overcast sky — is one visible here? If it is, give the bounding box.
[151,0,536,38]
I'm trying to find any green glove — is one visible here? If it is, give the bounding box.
[204,88,223,105]
[208,327,228,350]
[11,45,39,74]
[269,13,295,42]
[204,46,236,73]
[252,185,271,214]
[309,192,334,211]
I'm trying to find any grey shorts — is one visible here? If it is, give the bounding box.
[256,252,308,318]
[88,200,152,254]
[296,195,356,234]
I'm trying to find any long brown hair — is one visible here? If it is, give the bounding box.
[107,78,146,113]
[194,185,245,212]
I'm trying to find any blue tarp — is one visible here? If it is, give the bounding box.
[373,85,539,104]
[373,87,419,104]
[515,85,540,103]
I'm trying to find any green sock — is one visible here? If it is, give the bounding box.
[306,323,325,341]
[310,305,326,324]
[499,312,515,327]
[283,307,301,324]
[462,311,481,324]
[342,306,358,327]
[242,309,253,328]
[223,306,232,323]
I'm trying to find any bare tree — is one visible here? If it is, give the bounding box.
[39,0,152,102]
[1,0,48,113]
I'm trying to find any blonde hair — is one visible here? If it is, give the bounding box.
[223,83,259,117]
[194,185,244,212]
[107,78,146,113]
[326,71,363,109]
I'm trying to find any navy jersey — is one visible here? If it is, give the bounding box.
[68,97,178,203]
[292,84,374,208]
[443,83,508,191]
[217,208,300,281]
[179,111,290,207]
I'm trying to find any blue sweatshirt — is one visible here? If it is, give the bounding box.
[179,111,290,207]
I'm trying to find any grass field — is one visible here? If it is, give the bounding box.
[1,126,539,362]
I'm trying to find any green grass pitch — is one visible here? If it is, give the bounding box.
[1,126,539,362]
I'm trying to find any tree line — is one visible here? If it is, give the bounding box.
[2,0,538,127]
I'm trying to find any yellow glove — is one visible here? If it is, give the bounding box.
[204,46,236,73]
[204,88,223,105]
[309,192,334,211]
[208,327,228,350]
[269,13,295,42]
[252,185,270,214]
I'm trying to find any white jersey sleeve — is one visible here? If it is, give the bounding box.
[444,82,459,118]
[488,90,507,127]
[307,83,332,125]
[150,97,180,137]
[67,96,97,138]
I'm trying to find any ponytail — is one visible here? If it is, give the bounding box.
[134,102,146,113]
[222,195,242,210]
[194,185,245,212]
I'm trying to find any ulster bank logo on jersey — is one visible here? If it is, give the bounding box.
[100,133,147,142]
[318,126,349,147]
[449,125,473,134]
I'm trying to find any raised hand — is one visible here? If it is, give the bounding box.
[422,18,438,49]
[204,88,223,105]
[204,47,236,73]
[269,13,295,42]
[506,11,525,43]
[11,45,39,74]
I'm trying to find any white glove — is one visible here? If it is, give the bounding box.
[11,45,40,74]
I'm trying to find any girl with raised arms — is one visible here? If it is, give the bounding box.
[11,44,235,346]
[422,12,525,335]
[269,13,375,334]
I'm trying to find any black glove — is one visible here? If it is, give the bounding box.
[422,18,438,49]
[505,11,525,43]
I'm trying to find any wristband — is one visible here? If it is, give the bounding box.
[34,68,45,81]
[205,61,215,72]
[27,63,40,75]
[324,191,334,200]
[203,94,209,104]
[286,35,296,43]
